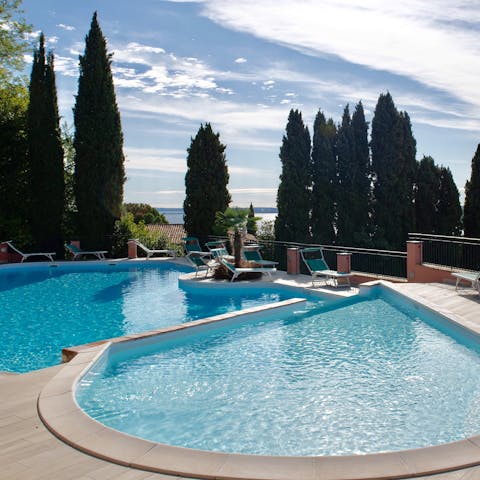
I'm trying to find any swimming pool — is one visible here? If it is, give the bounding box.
[0,262,300,373]
[76,285,480,456]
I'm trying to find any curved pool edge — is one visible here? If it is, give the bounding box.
[37,291,480,480]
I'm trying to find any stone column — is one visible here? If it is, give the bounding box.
[337,252,351,273]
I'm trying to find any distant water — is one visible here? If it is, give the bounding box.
[158,208,277,225]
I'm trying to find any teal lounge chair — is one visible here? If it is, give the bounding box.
[300,247,352,288]
[133,240,175,259]
[242,244,278,267]
[186,251,219,277]
[452,270,480,293]
[66,243,107,260]
[219,257,276,282]
[183,236,202,254]
[5,241,55,263]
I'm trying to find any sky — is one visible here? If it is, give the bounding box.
[21,0,480,208]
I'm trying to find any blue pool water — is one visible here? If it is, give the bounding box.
[0,263,296,373]
[77,290,480,456]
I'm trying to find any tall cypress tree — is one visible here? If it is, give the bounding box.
[437,166,462,236]
[27,33,64,254]
[275,109,311,243]
[311,110,336,244]
[74,12,125,250]
[415,156,440,234]
[463,144,480,237]
[183,123,230,238]
[371,93,416,249]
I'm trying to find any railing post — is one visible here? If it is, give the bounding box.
[337,252,351,273]
[286,248,300,274]
[127,239,138,259]
[407,240,423,282]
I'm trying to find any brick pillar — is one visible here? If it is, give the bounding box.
[407,240,423,282]
[287,248,300,274]
[128,240,138,259]
[0,242,8,263]
[337,252,351,273]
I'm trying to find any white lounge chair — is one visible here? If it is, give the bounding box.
[300,247,352,288]
[5,241,55,263]
[452,270,480,292]
[66,243,107,260]
[185,251,219,277]
[134,239,176,259]
[219,257,276,282]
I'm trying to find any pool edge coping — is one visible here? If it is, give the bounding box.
[37,282,480,480]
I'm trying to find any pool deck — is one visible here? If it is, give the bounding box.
[1,272,480,479]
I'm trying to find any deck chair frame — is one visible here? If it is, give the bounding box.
[219,258,276,282]
[66,244,107,260]
[134,240,176,259]
[5,241,55,263]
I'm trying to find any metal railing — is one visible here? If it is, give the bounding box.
[207,236,407,279]
[409,233,480,271]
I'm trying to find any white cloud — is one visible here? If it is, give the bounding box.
[124,147,186,172]
[235,57,247,63]
[57,23,76,31]
[199,0,480,109]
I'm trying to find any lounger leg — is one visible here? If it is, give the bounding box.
[455,278,460,291]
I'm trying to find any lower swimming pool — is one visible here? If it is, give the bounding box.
[0,262,299,373]
[76,286,480,456]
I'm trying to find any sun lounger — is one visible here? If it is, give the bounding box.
[452,270,480,293]
[183,236,202,254]
[134,240,176,259]
[66,243,107,260]
[242,244,278,267]
[219,257,276,282]
[300,247,352,287]
[185,251,219,277]
[5,241,55,263]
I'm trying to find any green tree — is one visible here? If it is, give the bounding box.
[371,93,416,249]
[275,109,311,243]
[0,0,32,85]
[27,33,64,255]
[415,156,440,234]
[61,122,77,240]
[311,110,336,244]
[74,12,125,250]
[247,202,257,235]
[123,203,168,224]
[464,144,480,237]
[183,123,231,238]
[214,207,249,266]
[437,166,462,236]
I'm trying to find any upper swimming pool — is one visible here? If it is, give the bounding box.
[0,262,306,373]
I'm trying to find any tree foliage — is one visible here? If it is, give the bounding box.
[371,93,416,249]
[311,110,336,244]
[27,33,64,254]
[415,156,440,234]
[275,109,311,243]
[247,202,257,235]
[183,123,230,238]
[123,203,168,224]
[464,144,480,237]
[437,166,462,236]
[73,12,125,250]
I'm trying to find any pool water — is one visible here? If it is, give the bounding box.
[77,292,480,456]
[0,263,295,373]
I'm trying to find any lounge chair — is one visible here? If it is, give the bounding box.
[66,243,107,260]
[452,270,480,292]
[219,257,276,282]
[183,236,202,254]
[185,251,219,277]
[300,247,352,288]
[134,239,176,259]
[5,241,55,263]
[242,244,278,267]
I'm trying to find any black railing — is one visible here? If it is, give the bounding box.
[409,233,480,271]
[207,236,407,279]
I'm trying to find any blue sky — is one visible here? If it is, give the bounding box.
[21,0,480,208]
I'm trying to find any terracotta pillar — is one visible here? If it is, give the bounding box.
[127,240,138,259]
[337,252,351,273]
[287,248,300,274]
[407,240,423,282]
[0,242,8,263]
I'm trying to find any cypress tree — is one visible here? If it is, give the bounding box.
[183,123,230,238]
[437,166,462,236]
[415,156,440,234]
[275,109,311,243]
[74,12,125,250]
[27,33,64,254]
[371,93,416,249]
[247,202,257,235]
[463,144,480,237]
[311,110,336,244]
